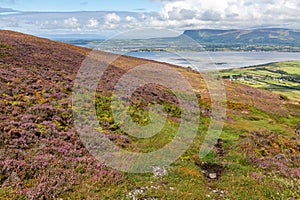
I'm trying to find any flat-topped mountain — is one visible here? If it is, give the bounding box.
[181,28,300,46]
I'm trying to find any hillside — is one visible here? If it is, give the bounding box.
[181,28,300,51]
[0,31,300,199]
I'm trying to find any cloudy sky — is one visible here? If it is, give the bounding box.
[1,0,300,38]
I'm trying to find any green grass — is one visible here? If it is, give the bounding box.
[0,42,12,49]
[57,91,299,199]
[220,61,300,100]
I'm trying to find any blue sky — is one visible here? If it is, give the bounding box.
[0,0,300,38]
[0,0,161,12]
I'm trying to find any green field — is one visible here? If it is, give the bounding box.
[220,61,300,100]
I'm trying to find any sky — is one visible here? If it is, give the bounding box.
[0,0,161,12]
[1,0,300,38]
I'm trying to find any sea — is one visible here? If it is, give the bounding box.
[68,40,300,71]
[118,51,300,71]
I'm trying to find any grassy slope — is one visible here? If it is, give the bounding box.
[0,31,300,199]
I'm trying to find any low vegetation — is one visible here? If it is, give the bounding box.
[1,31,300,199]
[220,61,300,100]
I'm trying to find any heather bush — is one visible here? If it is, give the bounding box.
[0,36,125,199]
[243,130,300,179]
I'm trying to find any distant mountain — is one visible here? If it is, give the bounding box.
[0,7,17,13]
[181,28,300,46]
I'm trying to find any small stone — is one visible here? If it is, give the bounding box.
[152,166,167,178]
[208,173,217,179]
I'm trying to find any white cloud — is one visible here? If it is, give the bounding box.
[103,13,121,30]
[1,1,300,36]
[150,0,300,29]
[87,18,99,28]
[64,17,80,28]
[125,16,136,22]
[105,13,121,23]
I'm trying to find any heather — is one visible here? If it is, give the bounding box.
[0,31,123,199]
[1,31,300,199]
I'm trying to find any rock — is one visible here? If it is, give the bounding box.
[208,173,217,179]
[197,162,225,180]
[152,166,167,178]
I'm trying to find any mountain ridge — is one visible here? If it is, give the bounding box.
[181,28,300,46]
